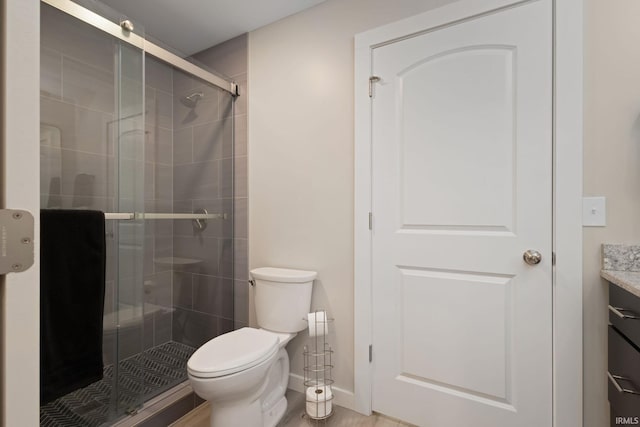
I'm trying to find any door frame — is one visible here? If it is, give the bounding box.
[353,0,583,426]
[1,0,41,426]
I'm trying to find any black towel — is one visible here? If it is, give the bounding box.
[40,209,106,405]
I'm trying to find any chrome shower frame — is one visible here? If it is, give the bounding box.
[41,0,239,96]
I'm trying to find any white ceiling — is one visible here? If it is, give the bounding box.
[100,0,326,55]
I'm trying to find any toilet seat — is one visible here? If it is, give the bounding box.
[188,328,279,378]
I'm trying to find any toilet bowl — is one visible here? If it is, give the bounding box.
[187,267,317,427]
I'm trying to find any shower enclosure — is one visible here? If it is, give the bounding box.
[39,0,236,424]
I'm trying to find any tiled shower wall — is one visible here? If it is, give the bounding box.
[40,6,116,224]
[40,4,248,362]
[39,7,176,361]
[169,70,237,347]
[40,6,122,364]
[193,34,250,330]
[133,54,242,353]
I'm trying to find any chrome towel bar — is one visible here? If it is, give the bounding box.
[104,212,227,220]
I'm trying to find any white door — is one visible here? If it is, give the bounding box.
[370,1,552,426]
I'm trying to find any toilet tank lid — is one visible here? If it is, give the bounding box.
[187,328,278,378]
[250,267,317,283]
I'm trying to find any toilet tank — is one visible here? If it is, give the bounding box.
[250,267,316,333]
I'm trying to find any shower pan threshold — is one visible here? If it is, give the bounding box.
[111,381,200,427]
[40,341,196,427]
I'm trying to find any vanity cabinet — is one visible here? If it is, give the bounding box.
[608,283,640,426]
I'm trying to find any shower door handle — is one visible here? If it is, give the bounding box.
[0,209,35,274]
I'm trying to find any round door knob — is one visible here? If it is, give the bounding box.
[523,250,542,265]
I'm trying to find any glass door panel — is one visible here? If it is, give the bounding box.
[39,1,238,423]
[39,3,146,424]
[168,74,236,390]
[114,39,146,415]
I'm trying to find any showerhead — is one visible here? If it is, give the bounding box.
[180,92,204,108]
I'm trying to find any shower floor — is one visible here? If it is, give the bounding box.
[40,341,195,427]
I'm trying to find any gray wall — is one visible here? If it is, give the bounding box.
[40,8,176,360]
[193,34,249,331]
[40,5,124,363]
[169,69,236,347]
[40,5,117,215]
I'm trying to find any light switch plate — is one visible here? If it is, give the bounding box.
[583,196,606,227]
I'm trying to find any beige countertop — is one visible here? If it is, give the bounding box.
[601,269,640,299]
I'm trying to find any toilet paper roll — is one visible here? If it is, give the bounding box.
[307,311,329,337]
[306,385,333,419]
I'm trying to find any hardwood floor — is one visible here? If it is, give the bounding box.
[171,389,414,427]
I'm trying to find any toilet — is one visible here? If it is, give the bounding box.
[187,267,317,427]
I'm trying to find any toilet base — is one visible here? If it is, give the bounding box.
[206,390,288,427]
[209,397,263,427]
[263,396,287,427]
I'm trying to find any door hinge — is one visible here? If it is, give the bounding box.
[368,212,373,230]
[369,76,381,97]
[369,344,373,362]
[0,209,35,275]
[552,251,556,266]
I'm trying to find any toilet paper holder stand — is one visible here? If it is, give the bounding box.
[303,310,334,422]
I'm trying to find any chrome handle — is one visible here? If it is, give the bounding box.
[192,208,209,232]
[523,250,542,265]
[608,372,640,395]
[608,305,640,320]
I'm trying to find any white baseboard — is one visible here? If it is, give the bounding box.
[287,373,357,413]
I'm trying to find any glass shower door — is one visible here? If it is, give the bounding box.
[39,3,148,424]
[113,40,146,416]
[40,1,238,424]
